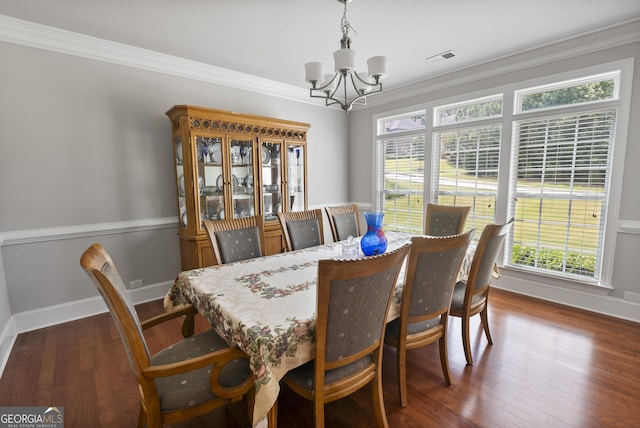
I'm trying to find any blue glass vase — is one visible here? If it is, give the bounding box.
[360,211,388,256]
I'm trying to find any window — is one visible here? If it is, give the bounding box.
[431,95,503,234]
[508,73,620,282]
[375,62,629,286]
[375,111,426,233]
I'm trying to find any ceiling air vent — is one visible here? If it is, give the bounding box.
[426,50,457,64]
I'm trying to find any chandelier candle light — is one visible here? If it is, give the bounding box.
[304,0,387,113]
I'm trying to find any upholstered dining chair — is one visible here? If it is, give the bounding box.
[424,203,471,236]
[203,215,266,265]
[283,243,412,428]
[80,243,254,428]
[324,203,361,242]
[277,209,324,252]
[384,230,474,407]
[449,218,514,365]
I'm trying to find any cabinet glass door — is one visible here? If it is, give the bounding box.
[261,141,283,222]
[175,136,187,227]
[198,136,225,228]
[286,142,306,211]
[230,138,256,219]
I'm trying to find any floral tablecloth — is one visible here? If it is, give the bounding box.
[164,231,476,426]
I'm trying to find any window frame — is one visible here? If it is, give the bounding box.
[373,58,633,289]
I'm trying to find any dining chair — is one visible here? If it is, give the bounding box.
[424,203,471,236]
[449,218,515,365]
[384,230,474,407]
[277,209,324,251]
[80,243,254,428]
[203,215,266,265]
[283,243,412,428]
[324,203,361,242]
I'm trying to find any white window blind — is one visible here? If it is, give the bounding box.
[509,109,616,280]
[432,125,501,234]
[376,133,426,234]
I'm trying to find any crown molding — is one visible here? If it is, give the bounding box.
[0,14,314,105]
[1,15,638,112]
[367,19,640,109]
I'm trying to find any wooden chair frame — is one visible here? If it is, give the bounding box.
[449,218,514,365]
[384,230,474,407]
[284,244,412,428]
[424,203,471,236]
[80,243,254,427]
[203,215,266,265]
[277,209,324,252]
[324,204,361,242]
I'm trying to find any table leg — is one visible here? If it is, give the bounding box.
[181,312,195,337]
[266,401,277,428]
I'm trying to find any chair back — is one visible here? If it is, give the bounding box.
[324,204,361,242]
[316,243,411,372]
[278,209,324,251]
[203,215,266,264]
[403,230,475,323]
[425,203,471,236]
[465,218,514,300]
[80,243,150,376]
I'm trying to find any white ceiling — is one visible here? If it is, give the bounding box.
[1,0,639,91]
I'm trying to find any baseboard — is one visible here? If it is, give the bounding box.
[494,273,640,323]
[12,280,173,334]
[0,317,17,377]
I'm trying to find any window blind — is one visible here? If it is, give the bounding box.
[376,134,426,233]
[432,124,501,234]
[509,109,616,279]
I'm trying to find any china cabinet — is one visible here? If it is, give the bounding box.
[166,105,310,270]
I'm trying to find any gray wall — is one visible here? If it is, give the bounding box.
[349,35,640,319]
[0,41,347,320]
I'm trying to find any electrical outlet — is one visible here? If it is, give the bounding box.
[623,291,640,303]
[130,279,144,289]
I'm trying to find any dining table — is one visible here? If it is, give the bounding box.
[164,230,477,427]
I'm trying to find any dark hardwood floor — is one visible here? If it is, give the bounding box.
[1,288,639,427]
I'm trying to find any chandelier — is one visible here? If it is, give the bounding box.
[304,0,387,113]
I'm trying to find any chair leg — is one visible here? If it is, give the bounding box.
[480,305,493,345]
[397,343,408,407]
[371,373,390,428]
[462,316,473,366]
[438,334,452,386]
[314,399,325,428]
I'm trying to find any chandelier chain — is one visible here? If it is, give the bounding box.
[340,1,356,40]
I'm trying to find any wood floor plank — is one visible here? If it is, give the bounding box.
[1,289,639,427]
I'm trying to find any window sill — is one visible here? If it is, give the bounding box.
[498,265,612,296]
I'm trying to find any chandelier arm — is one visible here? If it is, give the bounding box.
[352,71,382,93]
[309,73,349,110]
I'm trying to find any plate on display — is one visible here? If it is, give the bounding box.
[232,174,239,191]
[216,174,224,191]
[209,142,222,163]
[262,147,270,164]
[245,173,253,187]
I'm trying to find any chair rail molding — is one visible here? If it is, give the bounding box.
[0,217,178,247]
[619,220,640,235]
